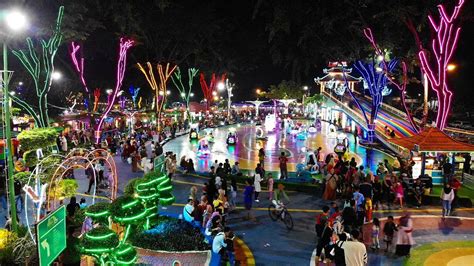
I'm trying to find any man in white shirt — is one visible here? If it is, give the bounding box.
[338,230,367,266]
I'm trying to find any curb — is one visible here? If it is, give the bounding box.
[234,237,255,266]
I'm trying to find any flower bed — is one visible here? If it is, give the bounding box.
[129,216,209,252]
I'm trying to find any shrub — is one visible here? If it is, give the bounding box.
[129,216,209,251]
[80,226,119,256]
[124,177,141,196]
[85,202,111,226]
[17,127,57,151]
[50,179,79,200]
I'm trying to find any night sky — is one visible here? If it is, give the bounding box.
[2,0,473,112]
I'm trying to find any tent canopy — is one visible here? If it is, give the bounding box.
[388,127,474,152]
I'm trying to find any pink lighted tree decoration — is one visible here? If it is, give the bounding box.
[363,28,419,133]
[69,38,134,143]
[418,0,465,130]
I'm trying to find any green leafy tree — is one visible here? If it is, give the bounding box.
[266,80,304,100]
[156,173,175,206]
[134,172,162,230]
[111,243,138,265]
[85,202,111,226]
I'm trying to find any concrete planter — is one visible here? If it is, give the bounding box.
[135,247,211,266]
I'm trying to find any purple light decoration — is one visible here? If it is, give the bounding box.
[363,28,419,133]
[119,96,126,109]
[95,38,134,143]
[70,42,89,93]
[418,0,464,130]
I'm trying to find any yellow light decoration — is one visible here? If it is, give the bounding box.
[137,62,177,129]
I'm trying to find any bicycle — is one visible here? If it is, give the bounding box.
[268,202,294,230]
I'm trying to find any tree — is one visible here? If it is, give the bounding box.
[171,67,199,122]
[69,38,134,143]
[10,6,65,127]
[137,62,177,130]
[266,80,304,100]
[417,0,465,130]
[362,28,419,132]
[199,73,226,111]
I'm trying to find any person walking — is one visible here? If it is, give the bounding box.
[323,169,338,200]
[243,179,254,220]
[395,212,415,257]
[441,183,455,217]
[371,218,380,250]
[254,171,262,202]
[278,152,288,180]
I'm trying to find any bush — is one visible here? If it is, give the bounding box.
[124,177,141,196]
[129,216,209,252]
[80,226,119,255]
[17,127,57,151]
[85,202,111,225]
[50,179,79,200]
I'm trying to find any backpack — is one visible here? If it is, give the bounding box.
[333,241,346,266]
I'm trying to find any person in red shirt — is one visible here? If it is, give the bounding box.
[279,152,289,180]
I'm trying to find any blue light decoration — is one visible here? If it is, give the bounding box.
[342,59,397,143]
[128,86,141,109]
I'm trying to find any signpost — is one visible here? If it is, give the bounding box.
[36,205,66,266]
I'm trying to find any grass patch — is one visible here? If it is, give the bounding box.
[432,185,474,199]
[405,240,474,266]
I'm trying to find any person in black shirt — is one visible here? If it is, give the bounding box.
[359,178,373,199]
[66,196,80,218]
[223,159,231,174]
[413,179,424,208]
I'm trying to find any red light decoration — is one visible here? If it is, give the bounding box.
[418,0,465,130]
[199,72,226,110]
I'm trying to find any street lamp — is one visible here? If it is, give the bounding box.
[52,71,62,80]
[447,64,457,72]
[217,82,225,91]
[2,8,28,233]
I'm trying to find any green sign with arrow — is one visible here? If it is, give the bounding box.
[36,205,66,266]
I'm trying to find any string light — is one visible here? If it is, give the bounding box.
[199,72,226,110]
[11,6,65,127]
[418,0,464,130]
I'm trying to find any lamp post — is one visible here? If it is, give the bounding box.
[2,8,28,232]
[225,79,234,119]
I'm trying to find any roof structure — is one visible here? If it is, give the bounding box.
[315,62,363,83]
[388,127,474,152]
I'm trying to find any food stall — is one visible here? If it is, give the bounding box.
[389,127,474,184]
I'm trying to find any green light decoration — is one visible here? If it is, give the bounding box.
[110,195,148,246]
[10,6,64,127]
[112,243,138,266]
[85,202,111,226]
[79,226,119,266]
[171,67,199,123]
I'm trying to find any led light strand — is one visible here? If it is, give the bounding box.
[85,232,116,240]
[11,6,65,127]
[95,38,134,143]
[418,0,464,130]
[199,73,226,110]
[363,28,419,132]
[69,42,89,93]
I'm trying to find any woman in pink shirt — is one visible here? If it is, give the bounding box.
[393,182,404,208]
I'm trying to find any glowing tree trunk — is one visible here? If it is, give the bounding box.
[129,86,141,109]
[137,62,177,130]
[69,38,134,144]
[93,88,100,112]
[342,57,397,143]
[10,6,64,127]
[418,0,465,130]
[171,67,199,123]
[363,28,419,133]
[199,73,226,111]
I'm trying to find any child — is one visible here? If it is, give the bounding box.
[393,182,404,209]
[267,173,274,200]
[365,197,373,223]
[79,198,88,209]
[383,215,397,252]
[371,217,380,250]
